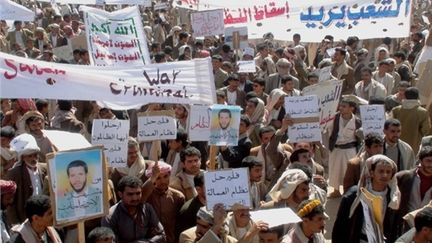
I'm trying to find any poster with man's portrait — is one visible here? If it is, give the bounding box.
[209,105,242,146]
[47,146,107,226]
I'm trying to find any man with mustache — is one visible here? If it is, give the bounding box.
[6,134,48,224]
[395,145,432,237]
[102,176,166,242]
[227,203,268,243]
[57,160,102,220]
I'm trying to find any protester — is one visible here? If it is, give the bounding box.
[1,180,17,242]
[9,195,61,243]
[102,176,166,242]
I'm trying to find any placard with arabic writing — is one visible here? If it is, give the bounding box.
[91,119,130,167]
[189,105,211,141]
[204,168,251,210]
[359,105,385,136]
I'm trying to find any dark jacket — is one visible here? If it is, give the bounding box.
[220,135,252,168]
[395,169,417,236]
[332,186,398,243]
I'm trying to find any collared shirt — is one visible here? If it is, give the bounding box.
[15,31,24,47]
[26,166,42,196]
[72,188,88,217]
[227,90,237,105]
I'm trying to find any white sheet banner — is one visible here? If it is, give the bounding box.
[191,9,225,37]
[104,0,151,5]
[179,0,412,42]
[0,0,35,21]
[91,119,129,167]
[0,52,216,107]
[81,6,151,66]
[188,105,211,141]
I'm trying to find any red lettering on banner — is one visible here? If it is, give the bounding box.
[3,59,66,80]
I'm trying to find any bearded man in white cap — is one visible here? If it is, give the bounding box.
[5,134,47,224]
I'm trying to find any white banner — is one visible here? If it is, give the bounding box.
[360,105,385,136]
[285,95,321,143]
[204,168,251,210]
[0,0,35,21]
[191,9,225,37]
[180,0,412,42]
[91,119,130,167]
[104,0,151,5]
[237,60,256,73]
[0,52,216,107]
[302,79,343,130]
[81,6,151,66]
[137,112,177,141]
[188,105,211,141]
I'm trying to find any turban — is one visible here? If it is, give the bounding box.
[10,133,40,160]
[145,161,172,178]
[0,180,17,194]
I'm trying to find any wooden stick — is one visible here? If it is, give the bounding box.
[208,145,218,171]
[77,221,85,243]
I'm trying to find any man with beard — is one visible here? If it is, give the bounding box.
[102,176,166,242]
[210,109,238,146]
[57,160,102,220]
[6,134,48,224]
[141,161,185,243]
[179,204,237,243]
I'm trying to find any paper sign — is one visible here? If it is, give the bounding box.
[137,111,177,141]
[91,119,130,167]
[250,208,302,228]
[302,80,343,130]
[237,60,256,73]
[204,168,251,210]
[209,105,241,146]
[70,35,88,51]
[44,130,91,151]
[81,6,151,66]
[189,105,211,141]
[360,105,385,136]
[154,2,169,10]
[285,95,321,142]
[191,9,225,37]
[224,26,248,50]
[47,147,106,226]
[53,45,73,62]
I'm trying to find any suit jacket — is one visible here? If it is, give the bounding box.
[214,68,229,89]
[6,29,31,48]
[5,162,47,224]
[265,73,299,94]
[219,87,246,108]
[343,153,366,193]
[49,34,67,48]
[219,135,252,168]
[395,169,417,236]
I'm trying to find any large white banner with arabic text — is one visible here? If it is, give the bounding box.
[176,0,412,42]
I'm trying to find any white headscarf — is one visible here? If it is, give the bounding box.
[264,89,286,125]
[115,137,146,178]
[267,169,309,201]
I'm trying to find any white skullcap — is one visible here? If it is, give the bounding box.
[10,133,40,160]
